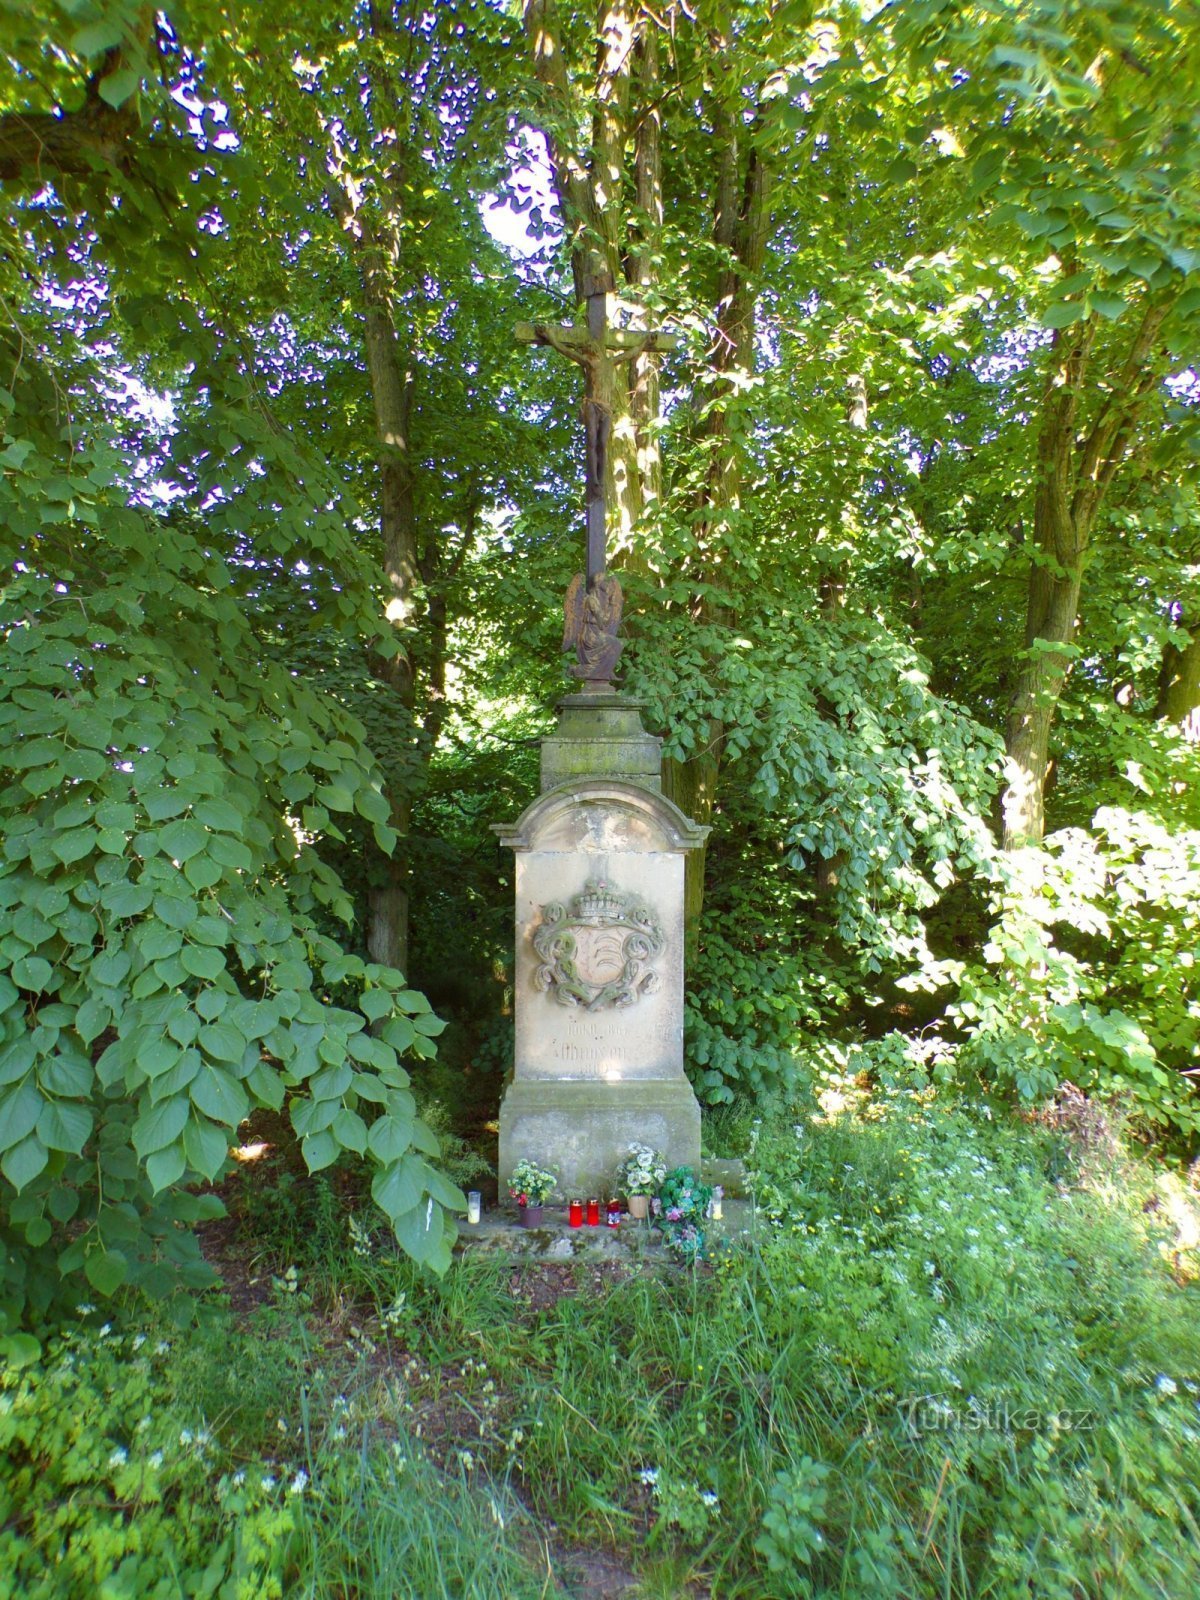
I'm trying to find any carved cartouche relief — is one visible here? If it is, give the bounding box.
[532,878,664,1011]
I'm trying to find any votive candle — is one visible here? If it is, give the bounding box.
[467,1191,482,1225]
[710,1186,724,1221]
[569,1199,583,1228]
[586,1198,600,1226]
[606,1199,621,1228]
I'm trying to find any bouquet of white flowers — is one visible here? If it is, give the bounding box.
[620,1142,667,1198]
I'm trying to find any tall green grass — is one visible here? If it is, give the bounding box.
[6,1094,1198,1598]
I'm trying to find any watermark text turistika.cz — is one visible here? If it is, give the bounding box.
[899,1395,1096,1438]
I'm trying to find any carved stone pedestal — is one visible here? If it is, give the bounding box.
[494,698,709,1201]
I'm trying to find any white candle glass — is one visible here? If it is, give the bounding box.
[467,1191,482,1225]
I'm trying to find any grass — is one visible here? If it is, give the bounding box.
[4,1091,1200,1598]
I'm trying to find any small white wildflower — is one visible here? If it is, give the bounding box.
[149,1451,164,1469]
[457,1449,475,1471]
[1156,1375,1178,1396]
[639,1467,659,1487]
[179,1429,193,1446]
[701,1490,719,1508]
[155,1341,170,1355]
[288,1470,308,1496]
[136,1415,151,1433]
[132,1334,146,1350]
[99,1323,112,1338]
[232,1470,246,1487]
[260,1474,277,1492]
[108,1447,128,1467]
[78,1303,95,1314]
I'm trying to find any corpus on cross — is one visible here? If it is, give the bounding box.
[516,266,678,689]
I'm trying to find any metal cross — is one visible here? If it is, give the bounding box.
[516,268,679,588]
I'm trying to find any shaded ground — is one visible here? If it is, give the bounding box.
[197,1218,656,1599]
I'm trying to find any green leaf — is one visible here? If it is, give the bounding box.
[0,1079,42,1151]
[317,783,355,813]
[2,1134,48,1192]
[137,922,183,961]
[75,996,112,1045]
[146,1142,186,1192]
[183,1117,230,1181]
[51,830,94,866]
[367,1113,412,1164]
[184,855,224,890]
[190,1064,249,1126]
[1089,293,1127,320]
[1041,300,1086,329]
[160,819,209,863]
[181,944,225,981]
[199,1021,245,1063]
[0,1332,42,1367]
[333,1107,367,1154]
[36,1100,93,1154]
[302,1129,340,1171]
[12,954,52,991]
[391,1199,449,1271]
[102,881,154,918]
[131,1095,189,1156]
[360,988,393,1022]
[84,1248,128,1296]
[371,1160,422,1222]
[98,64,141,110]
[139,1037,184,1078]
[155,894,198,931]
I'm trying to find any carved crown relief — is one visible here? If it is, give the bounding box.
[532,878,664,1011]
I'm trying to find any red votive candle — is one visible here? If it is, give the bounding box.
[606,1199,621,1227]
[586,1199,600,1227]
[569,1199,583,1228]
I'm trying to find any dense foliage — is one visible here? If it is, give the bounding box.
[1,0,1197,1347]
[5,1098,1197,1598]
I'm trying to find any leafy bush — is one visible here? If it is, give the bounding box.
[952,807,1200,1137]
[0,334,460,1343]
[0,1323,301,1598]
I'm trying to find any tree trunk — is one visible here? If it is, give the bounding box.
[1156,619,1200,743]
[662,43,771,944]
[1002,564,1083,847]
[357,214,419,973]
[1000,297,1170,848]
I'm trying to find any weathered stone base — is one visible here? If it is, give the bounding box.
[498,1077,701,1200]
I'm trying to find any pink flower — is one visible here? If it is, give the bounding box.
[667,1207,682,1221]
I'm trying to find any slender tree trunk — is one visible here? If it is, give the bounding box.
[627,24,663,513]
[1157,618,1200,743]
[357,216,419,974]
[663,40,771,948]
[1002,564,1084,847]
[1001,298,1170,848]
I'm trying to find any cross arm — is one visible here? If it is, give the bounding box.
[515,321,681,356]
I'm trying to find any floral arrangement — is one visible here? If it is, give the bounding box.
[620,1142,667,1198]
[508,1158,557,1208]
[652,1166,713,1260]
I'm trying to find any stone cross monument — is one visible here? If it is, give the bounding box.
[497,273,707,1200]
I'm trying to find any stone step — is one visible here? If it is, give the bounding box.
[455,1197,755,1261]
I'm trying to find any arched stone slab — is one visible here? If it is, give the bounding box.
[494,712,708,1198]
